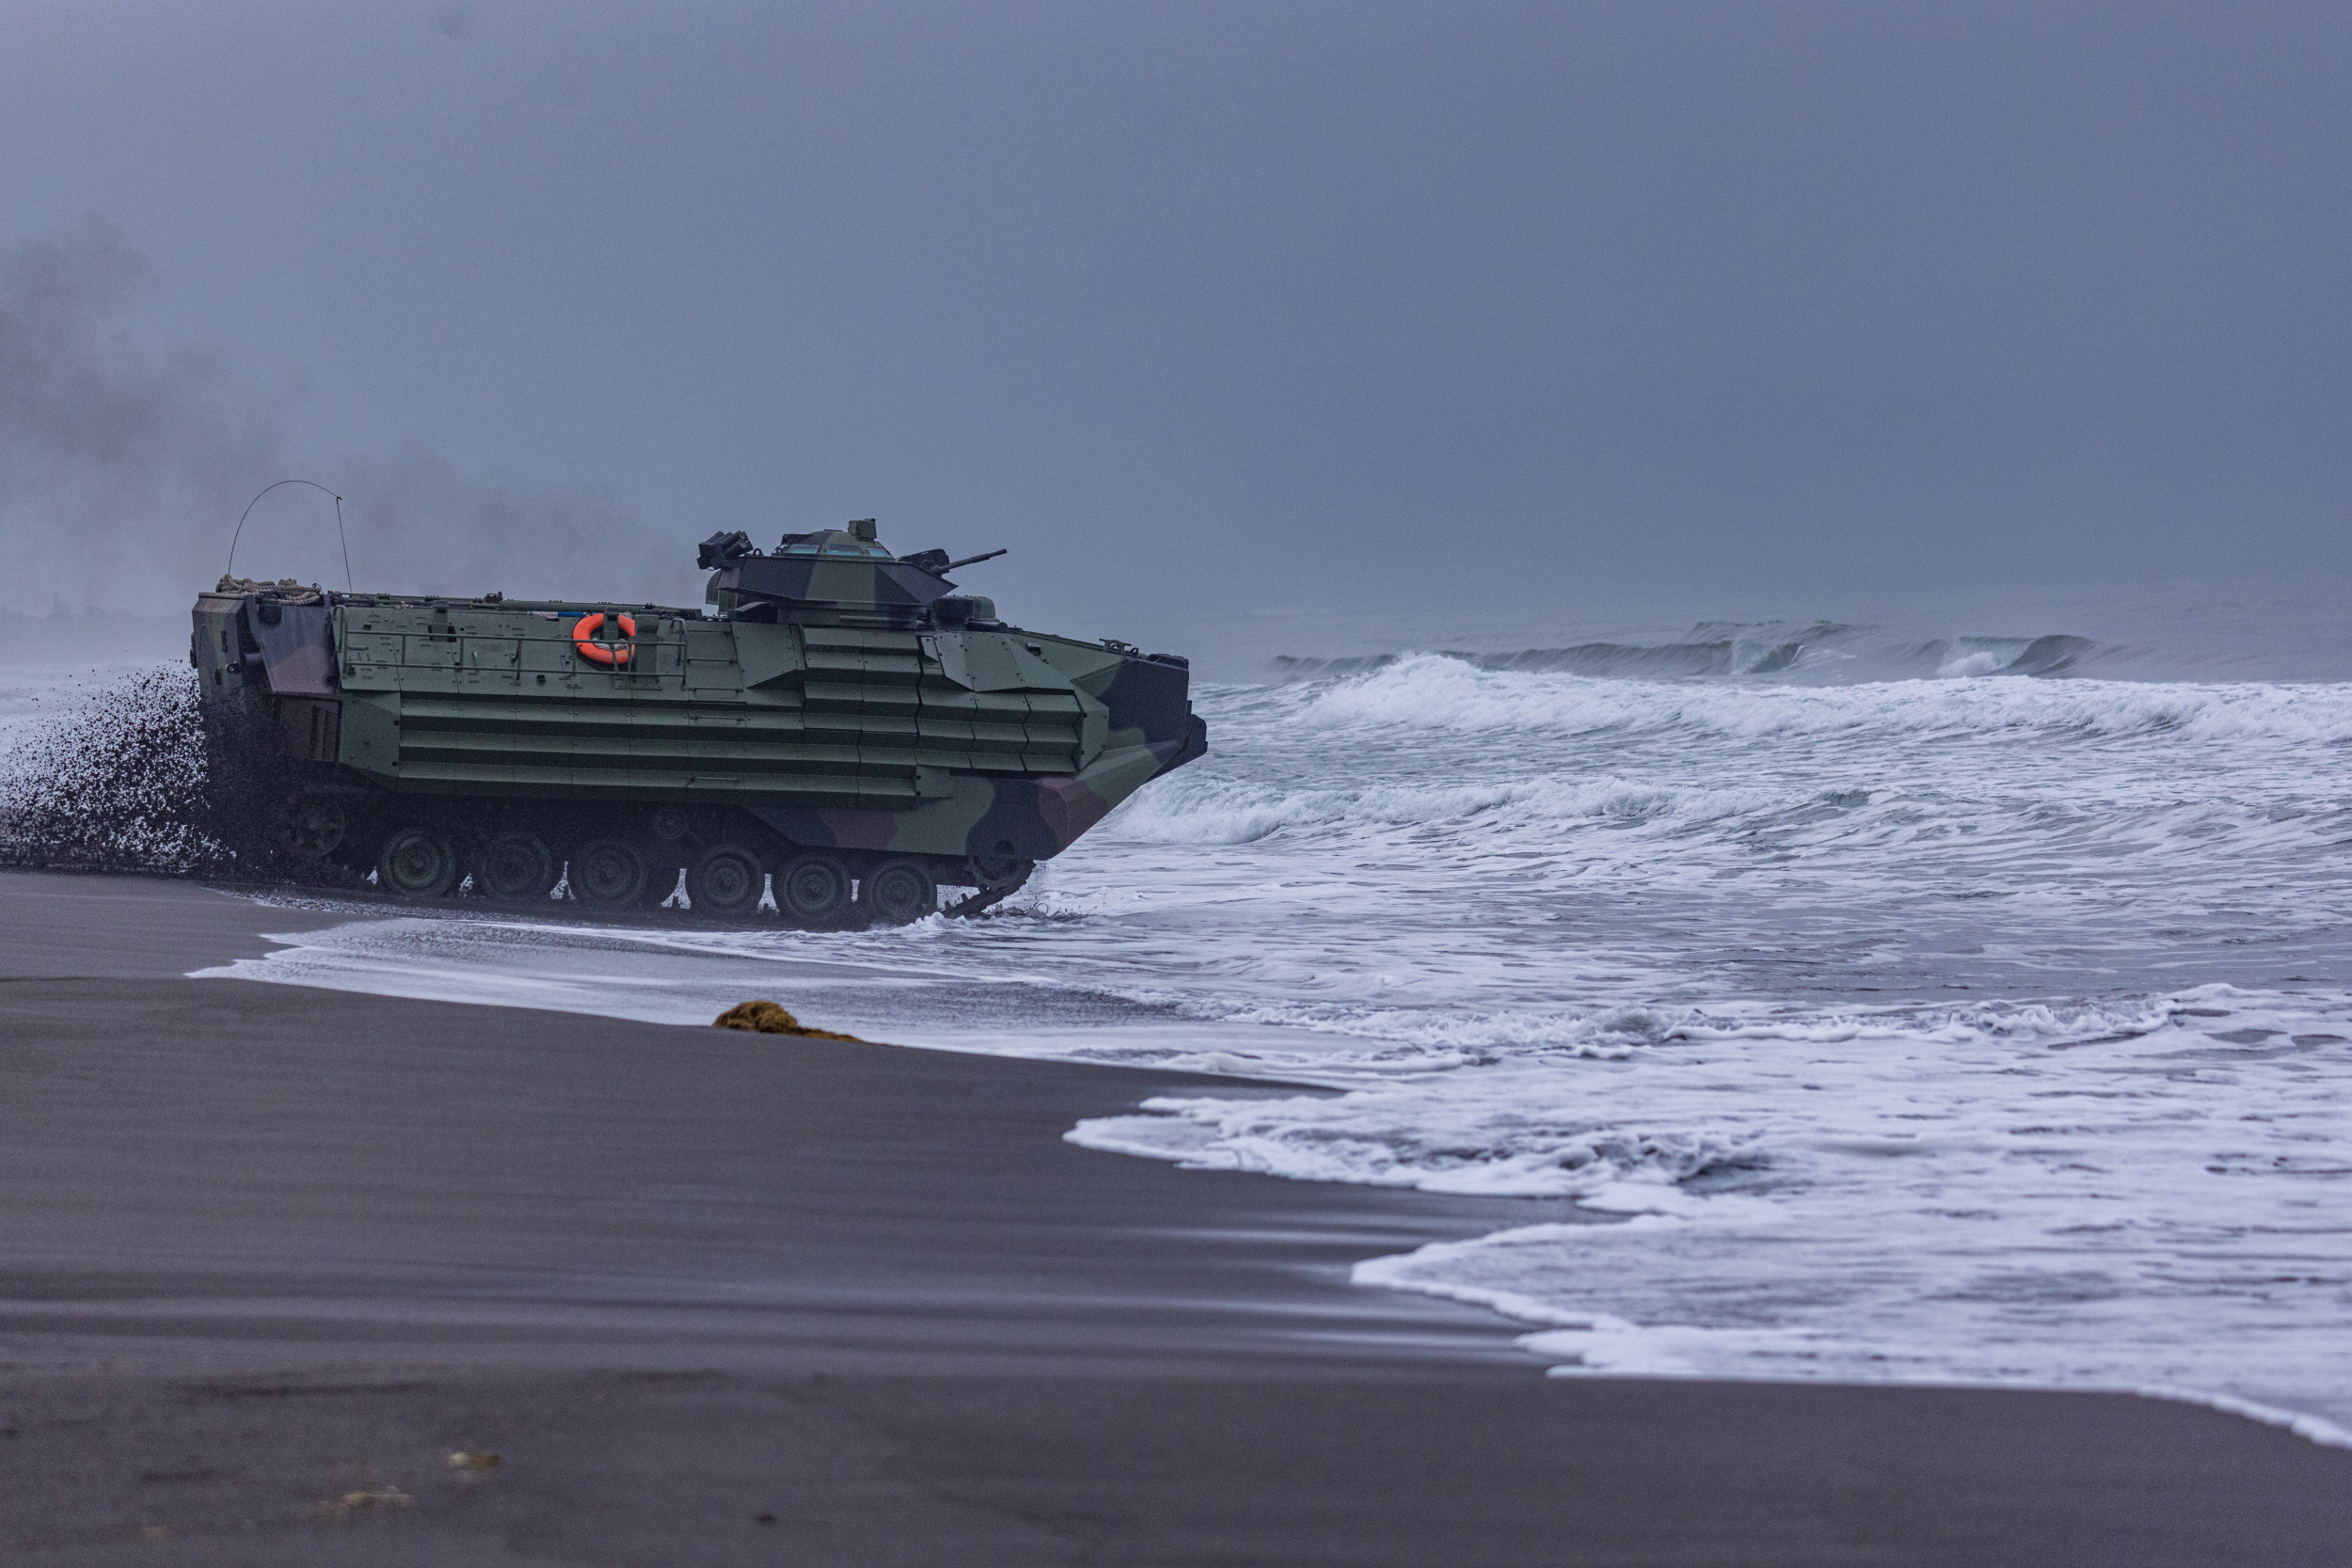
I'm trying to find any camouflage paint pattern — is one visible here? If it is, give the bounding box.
[190,524,1204,872]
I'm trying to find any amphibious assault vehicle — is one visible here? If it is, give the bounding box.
[189,520,1205,924]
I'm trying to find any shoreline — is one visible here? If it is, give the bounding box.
[3,868,2349,1563]
[0,873,1559,1378]
[54,868,2352,1449]
[1349,1249,2352,1456]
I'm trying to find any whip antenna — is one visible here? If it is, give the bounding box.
[229,479,351,591]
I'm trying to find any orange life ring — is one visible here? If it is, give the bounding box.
[571,612,638,667]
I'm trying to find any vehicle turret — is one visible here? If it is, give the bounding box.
[699,518,1009,630]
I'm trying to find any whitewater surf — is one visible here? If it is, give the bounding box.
[11,628,2352,1439]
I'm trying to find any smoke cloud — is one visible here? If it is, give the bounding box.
[0,217,279,613]
[0,220,690,617]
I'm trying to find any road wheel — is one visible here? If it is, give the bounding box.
[477,832,557,903]
[857,858,938,925]
[286,794,348,861]
[377,826,457,898]
[776,851,852,927]
[966,842,1029,889]
[688,844,767,917]
[573,836,651,909]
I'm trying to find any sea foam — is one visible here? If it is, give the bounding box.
[22,631,2352,1440]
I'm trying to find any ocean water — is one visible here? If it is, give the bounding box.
[9,611,2352,1440]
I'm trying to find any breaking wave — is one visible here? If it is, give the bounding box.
[1107,769,1701,847]
[1241,652,2352,746]
[1270,626,2105,685]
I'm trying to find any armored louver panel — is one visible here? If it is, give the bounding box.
[344,608,1088,800]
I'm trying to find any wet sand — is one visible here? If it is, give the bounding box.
[2,869,2347,1564]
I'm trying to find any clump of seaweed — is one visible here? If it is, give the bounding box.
[0,665,226,873]
[712,1000,864,1040]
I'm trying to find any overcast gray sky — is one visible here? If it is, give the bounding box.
[1,1,2345,642]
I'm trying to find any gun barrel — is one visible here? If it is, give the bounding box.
[944,547,1009,571]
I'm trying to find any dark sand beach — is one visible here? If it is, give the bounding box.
[2,870,2347,1564]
